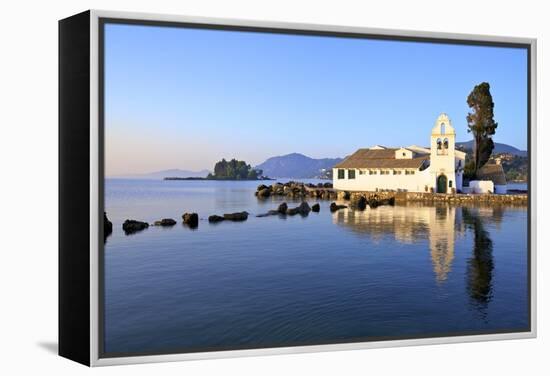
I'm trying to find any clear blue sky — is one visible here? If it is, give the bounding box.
[104,23,528,175]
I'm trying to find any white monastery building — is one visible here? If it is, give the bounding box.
[333,113,467,193]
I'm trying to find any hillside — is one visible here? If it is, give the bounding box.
[255,153,343,179]
[456,140,527,157]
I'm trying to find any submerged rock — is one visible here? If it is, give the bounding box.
[154,218,177,226]
[104,212,113,236]
[311,203,320,212]
[257,188,271,198]
[350,196,367,210]
[297,201,311,214]
[208,214,225,223]
[122,219,149,234]
[182,213,199,228]
[256,210,281,217]
[223,211,249,221]
[286,202,311,216]
[286,207,300,216]
[277,202,288,214]
[330,202,347,212]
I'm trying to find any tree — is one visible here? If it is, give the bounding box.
[209,158,263,179]
[466,82,498,178]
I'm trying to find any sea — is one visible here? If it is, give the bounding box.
[103,178,529,355]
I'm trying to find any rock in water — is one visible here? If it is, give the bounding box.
[277,202,288,214]
[330,202,347,212]
[104,212,113,236]
[154,218,177,226]
[297,202,311,215]
[208,215,225,223]
[122,219,149,234]
[286,207,299,215]
[312,203,320,212]
[350,196,367,210]
[257,188,271,198]
[223,211,249,221]
[182,213,199,228]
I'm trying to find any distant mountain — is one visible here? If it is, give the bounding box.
[456,140,527,157]
[255,153,343,179]
[111,169,210,179]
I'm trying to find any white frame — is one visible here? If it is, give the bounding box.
[89,9,537,366]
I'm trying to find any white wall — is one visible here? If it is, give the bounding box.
[333,168,432,192]
[469,180,495,194]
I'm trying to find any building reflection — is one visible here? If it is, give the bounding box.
[332,203,459,283]
[332,203,495,295]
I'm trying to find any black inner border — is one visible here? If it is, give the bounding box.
[98,17,532,359]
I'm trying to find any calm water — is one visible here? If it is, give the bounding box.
[104,179,529,355]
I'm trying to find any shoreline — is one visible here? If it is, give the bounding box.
[164,176,275,181]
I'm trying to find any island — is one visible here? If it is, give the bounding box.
[164,158,273,181]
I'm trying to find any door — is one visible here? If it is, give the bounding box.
[437,174,447,193]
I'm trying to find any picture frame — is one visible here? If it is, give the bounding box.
[59,9,537,366]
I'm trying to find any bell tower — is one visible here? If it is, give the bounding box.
[430,113,456,193]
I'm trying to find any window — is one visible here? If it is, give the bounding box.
[348,169,356,179]
[449,180,453,188]
[359,170,364,175]
[405,170,415,175]
[369,170,377,175]
[443,138,449,149]
[440,123,445,134]
[338,169,345,179]
[380,170,389,175]
[402,152,406,157]
[437,138,442,149]
[393,170,401,175]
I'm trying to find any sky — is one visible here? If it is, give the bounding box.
[104,23,528,176]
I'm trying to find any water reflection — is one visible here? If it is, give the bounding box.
[332,204,459,283]
[462,207,494,312]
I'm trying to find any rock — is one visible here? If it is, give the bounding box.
[277,202,288,214]
[297,201,311,214]
[182,212,199,228]
[122,219,149,234]
[223,211,249,221]
[257,210,281,217]
[208,215,225,223]
[286,207,300,215]
[380,197,395,206]
[350,196,367,210]
[257,184,269,192]
[154,218,177,226]
[257,188,271,198]
[285,202,311,216]
[330,202,347,212]
[312,203,320,212]
[367,198,379,208]
[104,212,113,236]
[324,183,333,188]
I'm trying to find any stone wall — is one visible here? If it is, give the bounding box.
[338,190,527,205]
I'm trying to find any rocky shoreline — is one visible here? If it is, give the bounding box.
[255,181,337,200]
[103,181,527,240]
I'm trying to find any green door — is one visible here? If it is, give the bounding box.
[437,174,447,193]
